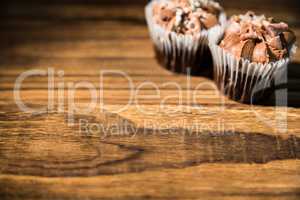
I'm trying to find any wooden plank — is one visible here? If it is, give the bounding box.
[0,40,154,58]
[0,2,300,200]
[1,39,299,61]
[1,3,299,23]
[0,102,299,199]
[0,89,235,106]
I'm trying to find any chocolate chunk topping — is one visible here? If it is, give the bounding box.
[152,0,222,35]
[252,42,268,63]
[282,31,296,50]
[219,12,296,63]
[201,12,218,29]
[241,40,256,60]
[220,33,241,50]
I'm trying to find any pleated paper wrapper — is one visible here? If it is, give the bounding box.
[145,0,226,76]
[208,26,297,103]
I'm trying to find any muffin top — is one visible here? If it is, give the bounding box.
[152,0,222,35]
[219,12,296,63]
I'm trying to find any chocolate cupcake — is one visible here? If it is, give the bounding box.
[145,0,226,76]
[209,12,297,103]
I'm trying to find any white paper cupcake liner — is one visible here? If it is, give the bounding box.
[208,26,297,103]
[145,0,226,75]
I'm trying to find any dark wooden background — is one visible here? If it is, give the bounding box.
[0,0,300,199]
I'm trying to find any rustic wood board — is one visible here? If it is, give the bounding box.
[0,1,300,199]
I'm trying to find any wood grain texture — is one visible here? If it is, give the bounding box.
[0,0,300,199]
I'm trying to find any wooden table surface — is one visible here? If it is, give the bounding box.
[0,0,300,199]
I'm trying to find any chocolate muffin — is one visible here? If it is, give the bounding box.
[209,12,297,103]
[145,0,226,76]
